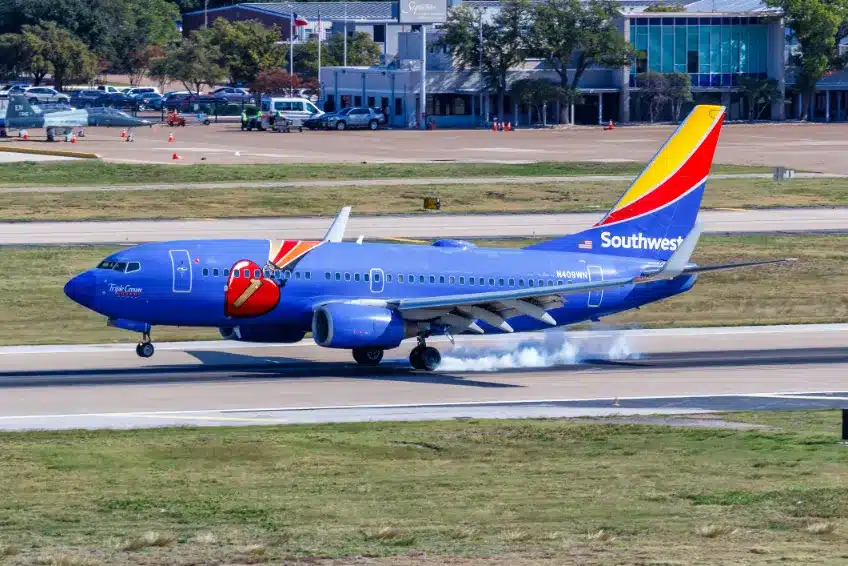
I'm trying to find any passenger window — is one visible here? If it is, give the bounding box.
[224,268,230,276]
[305,272,311,280]
[529,279,535,287]
[509,278,515,286]
[469,277,475,285]
[354,273,360,281]
[344,273,351,281]
[263,267,272,277]
[547,280,553,286]
[295,271,301,279]
[449,276,455,284]
[213,268,219,277]
[489,278,495,286]
[499,278,505,286]
[429,275,435,283]
[335,272,341,280]
[364,273,370,282]
[202,268,209,277]
[254,269,261,279]
[419,275,425,283]
[325,272,331,280]
[459,277,465,285]
[233,270,240,278]
[242,268,249,278]
[519,279,525,287]
[398,274,405,283]
[557,280,563,286]
[439,276,445,284]
[539,279,545,287]
[408,274,414,283]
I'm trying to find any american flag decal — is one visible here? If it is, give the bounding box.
[578,240,593,250]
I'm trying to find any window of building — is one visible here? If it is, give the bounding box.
[354,95,362,106]
[395,97,403,116]
[373,24,386,43]
[381,96,389,112]
[368,96,375,107]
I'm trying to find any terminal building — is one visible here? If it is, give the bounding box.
[183,0,848,127]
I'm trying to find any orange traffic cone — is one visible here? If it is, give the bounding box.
[22,131,28,140]
[121,129,127,138]
[491,122,497,132]
[168,132,174,143]
[71,134,77,144]
[172,152,180,160]
[506,122,512,131]
[604,119,615,131]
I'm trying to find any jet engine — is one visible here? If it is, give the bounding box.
[219,325,305,343]
[312,304,416,349]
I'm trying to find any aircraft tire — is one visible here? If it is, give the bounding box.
[353,347,383,366]
[136,342,155,358]
[421,347,441,371]
[409,346,425,370]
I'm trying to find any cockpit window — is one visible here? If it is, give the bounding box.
[97,260,137,273]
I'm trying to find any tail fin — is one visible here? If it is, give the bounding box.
[526,105,725,261]
[5,95,41,120]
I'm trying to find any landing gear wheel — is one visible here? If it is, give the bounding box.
[409,345,425,370]
[353,347,384,366]
[136,342,154,358]
[420,347,441,371]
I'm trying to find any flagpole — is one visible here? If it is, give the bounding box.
[289,13,294,96]
[343,3,348,67]
[317,8,322,103]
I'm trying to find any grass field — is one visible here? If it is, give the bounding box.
[0,412,846,565]
[0,160,768,188]
[2,177,847,221]
[0,234,844,346]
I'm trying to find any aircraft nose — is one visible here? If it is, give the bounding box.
[64,271,97,309]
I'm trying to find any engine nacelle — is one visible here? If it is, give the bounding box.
[219,325,305,343]
[312,304,415,349]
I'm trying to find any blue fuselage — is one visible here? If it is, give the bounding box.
[66,239,697,341]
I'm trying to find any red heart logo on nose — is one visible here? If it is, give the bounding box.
[225,260,280,318]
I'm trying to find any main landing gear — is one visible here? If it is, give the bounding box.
[352,346,383,366]
[136,332,155,358]
[409,336,441,371]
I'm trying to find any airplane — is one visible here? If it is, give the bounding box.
[0,95,151,141]
[63,105,792,371]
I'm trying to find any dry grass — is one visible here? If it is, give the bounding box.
[586,529,615,542]
[31,554,98,566]
[806,521,837,535]
[696,524,734,538]
[0,543,21,556]
[191,531,218,544]
[1,177,845,221]
[120,531,174,551]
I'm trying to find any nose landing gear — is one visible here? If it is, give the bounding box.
[136,332,154,358]
[409,336,441,371]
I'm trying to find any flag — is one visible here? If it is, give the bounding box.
[292,13,309,26]
[578,240,593,250]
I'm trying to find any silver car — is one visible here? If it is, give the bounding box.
[23,87,70,105]
[326,107,383,131]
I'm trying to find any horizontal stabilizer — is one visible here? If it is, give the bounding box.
[683,258,797,274]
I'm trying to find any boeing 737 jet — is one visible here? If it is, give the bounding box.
[64,105,790,370]
[1,95,150,141]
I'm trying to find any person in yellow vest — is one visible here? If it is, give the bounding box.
[240,109,248,130]
[254,108,262,130]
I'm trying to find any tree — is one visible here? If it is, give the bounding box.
[19,23,98,90]
[0,0,122,50]
[510,78,560,123]
[439,0,531,122]
[0,33,30,80]
[643,2,687,11]
[250,68,303,95]
[108,0,180,84]
[739,76,783,120]
[530,0,632,123]
[326,31,381,67]
[766,0,848,120]
[159,33,225,94]
[293,37,337,77]
[208,19,287,85]
[665,72,692,121]
[635,71,668,122]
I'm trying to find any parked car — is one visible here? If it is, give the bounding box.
[125,86,160,98]
[96,92,135,109]
[324,107,383,131]
[211,86,252,104]
[164,93,218,112]
[69,89,105,107]
[0,84,29,97]
[23,87,70,105]
[134,92,163,111]
[370,107,388,125]
[303,110,335,130]
[95,85,124,94]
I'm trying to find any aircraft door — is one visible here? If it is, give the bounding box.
[587,265,603,307]
[369,268,384,293]
[169,249,192,293]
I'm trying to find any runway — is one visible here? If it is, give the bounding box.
[2,207,847,245]
[0,324,844,430]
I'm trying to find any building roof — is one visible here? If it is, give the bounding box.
[464,0,774,12]
[240,2,397,21]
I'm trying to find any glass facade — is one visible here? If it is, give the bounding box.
[630,17,769,88]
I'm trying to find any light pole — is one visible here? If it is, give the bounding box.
[204,0,209,28]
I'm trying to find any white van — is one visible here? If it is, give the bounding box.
[96,85,123,94]
[124,86,161,98]
[260,96,322,128]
